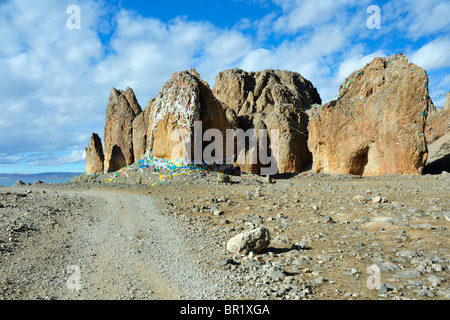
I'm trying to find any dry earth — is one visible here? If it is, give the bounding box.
[1,164,449,300]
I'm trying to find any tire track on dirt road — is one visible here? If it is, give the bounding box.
[63,189,208,300]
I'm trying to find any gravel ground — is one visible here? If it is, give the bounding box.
[1,169,449,300]
[0,185,247,300]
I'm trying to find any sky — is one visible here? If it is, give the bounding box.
[0,0,449,174]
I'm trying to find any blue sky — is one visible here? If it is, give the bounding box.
[0,0,449,174]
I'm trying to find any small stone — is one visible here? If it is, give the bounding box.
[344,292,353,297]
[353,195,365,202]
[411,223,432,230]
[218,258,238,267]
[292,242,308,250]
[323,216,335,224]
[317,254,332,262]
[395,250,418,259]
[379,261,399,272]
[217,174,231,183]
[418,288,436,298]
[394,270,421,279]
[266,268,286,281]
[273,234,290,244]
[311,277,324,285]
[292,256,311,266]
[378,283,397,294]
[428,275,444,287]
[372,196,382,203]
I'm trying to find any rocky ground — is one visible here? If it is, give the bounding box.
[1,164,449,300]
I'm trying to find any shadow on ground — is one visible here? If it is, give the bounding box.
[424,153,450,175]
[264,246,311,255]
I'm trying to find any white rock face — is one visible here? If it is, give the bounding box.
[226,227,270,254]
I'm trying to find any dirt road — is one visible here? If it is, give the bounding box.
[0,187,225,300]
[66,189,184,300]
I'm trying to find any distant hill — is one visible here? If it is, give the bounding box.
[0,172,83,180]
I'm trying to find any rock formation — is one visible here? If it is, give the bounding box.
[308,54,430,176]
[132,106,151,161]
[85,133,104,174]
[146,69,238,163]
[213,69,321,174]
[424,91,450,174]
[13,180,25,187]
[86,57,438,177]
[445,92,450,111]
[103,87,142,173]
[425,99,450,144]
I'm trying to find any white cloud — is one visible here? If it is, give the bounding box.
[406,0,450,39]
[237,22,357,102]
[28,150,86,167]
[94,10,253,100]
[0,149,86,168]
[272,0,370,34]
[240,24,347,71]
[0,0,108,158]
[382,0,450,39]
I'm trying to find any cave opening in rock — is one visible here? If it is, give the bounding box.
[107,145,127,173]
[349,146,369,176]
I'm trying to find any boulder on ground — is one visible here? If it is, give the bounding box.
[226,226,271,254]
